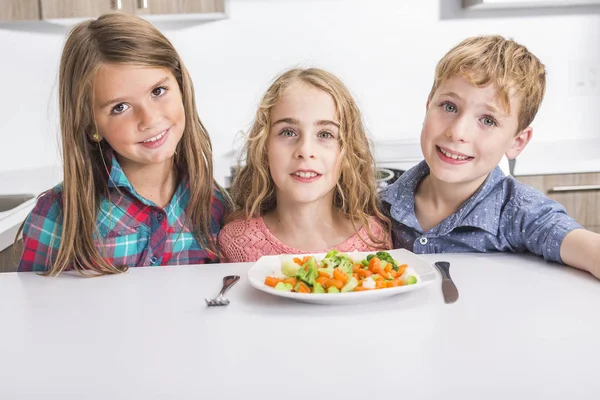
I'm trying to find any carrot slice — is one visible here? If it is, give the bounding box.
[264,276,283,287]
[333,268,348,284]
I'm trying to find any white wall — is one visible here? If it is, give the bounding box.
[1,0,599,181]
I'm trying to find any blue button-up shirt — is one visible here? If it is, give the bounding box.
[380,161,582,264]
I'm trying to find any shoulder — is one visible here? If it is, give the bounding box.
[218,217,263,239]
[23,184,65,235]
[501,176,568,216]
[217,217,267,263]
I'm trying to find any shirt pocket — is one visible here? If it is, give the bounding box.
[95,225,150,267]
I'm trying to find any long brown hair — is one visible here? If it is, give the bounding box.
[16,12,228,276]
[229,68,389,247]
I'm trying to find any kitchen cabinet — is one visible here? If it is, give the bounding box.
[0,0,40,21]
[1,0,226,22]
[463,0,600,9]
[517,172,600,233]
[133,0,225,16]
[40,0,135,20]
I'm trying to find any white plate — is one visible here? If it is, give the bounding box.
[247,249,437,305]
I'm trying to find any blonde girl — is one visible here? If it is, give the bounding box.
[218,68,391,262]
[18,13,229,275]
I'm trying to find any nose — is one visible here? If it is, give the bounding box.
[294,135,316,159]
[445,116,470,142]
[137,103,160,131]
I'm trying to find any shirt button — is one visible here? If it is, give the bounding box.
[156,213,164,222]
[150,256,158,264]
[419,237,428,245]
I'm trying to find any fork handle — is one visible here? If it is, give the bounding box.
[218,275,240,297]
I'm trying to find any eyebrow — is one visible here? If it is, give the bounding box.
[271,117,340,128]
[439,91,505,116]
[98,76,170,109]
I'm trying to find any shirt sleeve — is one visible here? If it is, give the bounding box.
[209,187,229,235]
[18,188,64,272]
[505,184,583,264]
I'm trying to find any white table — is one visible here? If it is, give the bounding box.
[1,252,599,399]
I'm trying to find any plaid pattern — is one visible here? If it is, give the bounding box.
[18,155,227,272]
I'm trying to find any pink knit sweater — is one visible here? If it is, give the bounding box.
[217,216,391,263]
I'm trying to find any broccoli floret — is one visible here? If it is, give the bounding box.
[321,249,341,268]
[295,257,318,286]
[336,258,354,276]
[375,251,398,271]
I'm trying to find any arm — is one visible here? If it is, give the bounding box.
[560,229,600,280]
[18,189,64,272]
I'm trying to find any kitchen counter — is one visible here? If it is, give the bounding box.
[0,165,62,252]
[514,137,600,176]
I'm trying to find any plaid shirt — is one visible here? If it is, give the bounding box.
[18,155,228,272]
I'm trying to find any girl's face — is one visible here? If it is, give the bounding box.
[267,81,342,207]
[93,63,185,169]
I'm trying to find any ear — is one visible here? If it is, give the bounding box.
[505,126,533,159]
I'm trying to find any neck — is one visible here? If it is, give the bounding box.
[118,156,178,208]
[415,172,488,231]
[264,193,357,251]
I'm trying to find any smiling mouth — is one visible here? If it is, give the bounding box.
[140,129,168,143]
[437,146,472,161]
[292,171,321,178]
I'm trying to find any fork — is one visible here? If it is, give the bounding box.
[205,275,240,306]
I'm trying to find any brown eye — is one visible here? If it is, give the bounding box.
[111,103,129,115]
[152,87,167,97]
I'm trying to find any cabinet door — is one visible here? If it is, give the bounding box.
[40,0,136,20]
[134,0,225,15]
[0,0,40,21]
[518,173,600,229]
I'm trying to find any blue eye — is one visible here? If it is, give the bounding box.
[280,129,297,137]
[481,116,497,127]
[317,131,334,139]
[442,102,457,113]
[110,103,129,115]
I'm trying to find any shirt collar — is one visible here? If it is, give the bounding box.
[106,151,189,210]
[380,160,505,235]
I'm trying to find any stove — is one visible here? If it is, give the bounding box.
[376,167,405,192]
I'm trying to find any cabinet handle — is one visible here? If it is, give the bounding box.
[138,0,149,8]
[548,185,600,193]
[111,0,123,10]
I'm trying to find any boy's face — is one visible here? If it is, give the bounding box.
[421,75,531,189]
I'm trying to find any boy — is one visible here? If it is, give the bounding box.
[380,35,600,280]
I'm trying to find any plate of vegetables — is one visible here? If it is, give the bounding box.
[247,249,436,304]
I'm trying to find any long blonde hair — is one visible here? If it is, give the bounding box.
[230,68,389,247]
[16,13,228,276]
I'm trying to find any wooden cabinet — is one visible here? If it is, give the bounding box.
[40,0,135,20]
[134,0,225,16]
[0,0,40,21]
[0,0,226,22]
[517,172,600,233]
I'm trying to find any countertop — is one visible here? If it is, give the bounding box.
[513,137,600,176]
[1,252,599,399]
